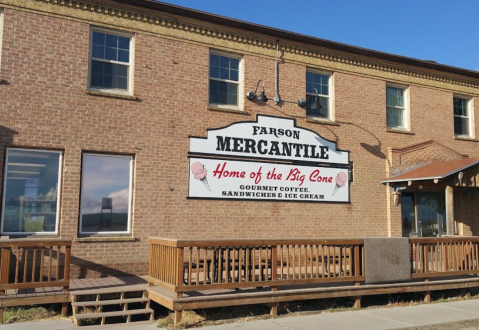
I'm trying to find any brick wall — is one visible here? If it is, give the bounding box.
[1,4,479,277]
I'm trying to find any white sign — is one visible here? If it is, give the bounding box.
[188,115,350,203]
[190,115,349,165]
[189,158,349,203]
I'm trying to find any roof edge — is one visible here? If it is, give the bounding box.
[116,0,479,79]
[381,160,479,184]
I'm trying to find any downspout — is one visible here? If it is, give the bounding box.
[274,40,280,104]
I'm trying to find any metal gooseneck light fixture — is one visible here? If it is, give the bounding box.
[297,88,321,110]
[246,79,268,103]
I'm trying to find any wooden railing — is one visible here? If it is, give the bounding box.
[148,238,365,292]
[410,237,479,278]
[0,239,72,295]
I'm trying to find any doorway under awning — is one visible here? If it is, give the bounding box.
[381,158,479,236]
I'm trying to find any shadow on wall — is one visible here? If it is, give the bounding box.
[70,250,146,280]
[0,125,17,150]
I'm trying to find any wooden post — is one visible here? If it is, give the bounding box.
[270,286,278,316]
[353,281,361,309]
[174,292,183,325]
[0,247,12,296]
[424,278,431,302]
[174,310,182,325]
[271,245,278,281]
[176,248,184,287]
[0,247,11,324]
[445,185,455,235]
[61,245,71,316]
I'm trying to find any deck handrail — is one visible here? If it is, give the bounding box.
[410,237,479,278]
[148,237,365,293]
[0,239,72,295]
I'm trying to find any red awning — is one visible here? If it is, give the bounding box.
[381,158,479,183]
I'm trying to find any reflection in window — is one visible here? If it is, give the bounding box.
[89,29,131,92]
[454,96,471,137]
[1,149,61,234]
[306,71,330,119]
[386,86,407,128]
[401,193,416,237]
[80,154,132,234]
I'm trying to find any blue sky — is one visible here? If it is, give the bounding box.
[160,0,479,71]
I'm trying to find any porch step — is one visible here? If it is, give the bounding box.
[71,287,154,327]
[73,308,154,320]
[72,297,150,308]
[72,320,156,329]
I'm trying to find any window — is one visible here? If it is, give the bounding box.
[1,149,62,235]
[386,85,408,129]
[305,70,331,119]
[79,154,132,234]
[89,28,133,94]
[453,96,471,137]
[209,51,241,107]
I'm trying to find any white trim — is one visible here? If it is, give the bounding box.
[79,153,133,235]
[0,9,4,78]
[208,49,243,110]
[305,68,332,120]
[88,27,134,96]
[386,83,409,130]
[1,148,62,236]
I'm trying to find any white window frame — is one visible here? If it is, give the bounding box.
[1,148,62,236]
[208,50,243,110]
[88,27,134,96]
[305,69,332,120]
[453,95,473,138]
[0,9,4,78]
[79,153,133,235]
[386,84,409,130]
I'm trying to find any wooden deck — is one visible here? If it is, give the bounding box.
[147,274,479,311]
[0,273,479,327]
[70,275,148,293]
[0,276,149,307]
[147,237,479,324]
[0,236,478,326]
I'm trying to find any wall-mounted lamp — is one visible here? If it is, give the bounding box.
[246,80,268,103]
[297,88,321,110]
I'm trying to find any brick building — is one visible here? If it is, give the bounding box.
[0,0,479,278]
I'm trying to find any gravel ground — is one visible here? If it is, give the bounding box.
[400,318,479,330]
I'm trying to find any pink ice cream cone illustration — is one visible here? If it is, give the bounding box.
[191,162,210,191]
[332,172,347,196]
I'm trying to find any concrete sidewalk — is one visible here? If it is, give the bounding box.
[2,299,479,330]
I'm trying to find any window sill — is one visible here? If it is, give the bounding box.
[207,106,249,115]
[386,128,415,135]
[1,235,61,240]
[305,118,339,126]
[85,89,138,100]
[454,136,478,142]
[75,236,138,242]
